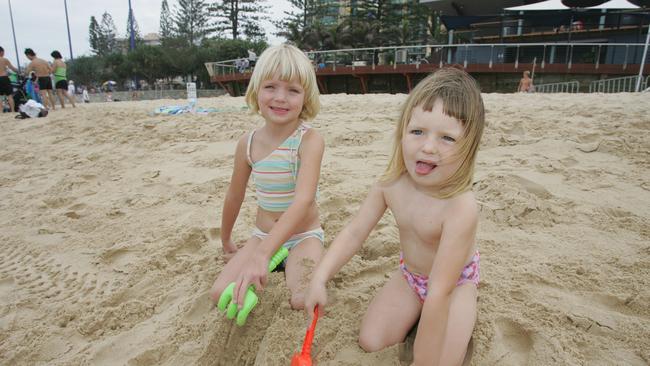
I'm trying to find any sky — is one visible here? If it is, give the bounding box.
[1,0,293,69]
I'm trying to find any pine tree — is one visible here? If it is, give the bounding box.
[89,16,101,55]
[274,0,328,47]
[100,12,118,54]
[159,0,174,39]
[172,0,211,46]
[211,0,269,41]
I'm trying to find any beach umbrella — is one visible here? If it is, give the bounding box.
[628,0,650,6]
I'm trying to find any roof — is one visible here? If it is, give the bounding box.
[505,0,639,11]
[419,0,547,15]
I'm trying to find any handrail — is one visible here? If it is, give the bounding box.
[206,42,650,77]
[589,75,647,93]
[535,80,580,93]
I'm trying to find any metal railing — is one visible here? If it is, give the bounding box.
[589,75,650,92]
[205,42,649,78]
[535,80,581,93]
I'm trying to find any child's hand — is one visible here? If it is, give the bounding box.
[304,280,328,319]
[221,240,238,261]
[233,251,268,308]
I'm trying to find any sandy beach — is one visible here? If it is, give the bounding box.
[0,92,648,365]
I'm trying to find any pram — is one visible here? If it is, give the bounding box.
[11,75,48,119]
[12,75,29,109]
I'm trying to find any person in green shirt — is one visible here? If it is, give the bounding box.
[50,50,75,108]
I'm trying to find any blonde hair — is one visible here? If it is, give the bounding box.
[245,44,320,121]
[382,67,485,198]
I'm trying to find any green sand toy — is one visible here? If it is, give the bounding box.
[217,247,289,326]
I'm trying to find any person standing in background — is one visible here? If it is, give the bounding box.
[82,86,90,103]
[0,46,20,112]
[24,48,56,110]
[50,50,76,108]
[68,80,76,100]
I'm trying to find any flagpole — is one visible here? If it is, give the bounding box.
[64,0,74,60]
[128,0,135,51]
[635,16,649,92]
[8,0,20,70]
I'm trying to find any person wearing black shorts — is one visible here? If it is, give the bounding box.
[24,48,56,110]
[0,46,19,112]
[50,50,75,108]
[38,76,53,91]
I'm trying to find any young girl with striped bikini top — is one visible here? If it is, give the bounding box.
[304,68,486,365]
[210,44,325,311]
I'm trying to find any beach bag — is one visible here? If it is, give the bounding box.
[16,99,48,119]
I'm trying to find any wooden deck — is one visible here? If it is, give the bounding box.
[211,62,650,96]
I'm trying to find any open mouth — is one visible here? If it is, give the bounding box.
[415,161,437,175]
[270,106,289,114]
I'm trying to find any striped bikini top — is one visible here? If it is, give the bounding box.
[247,124,311,212]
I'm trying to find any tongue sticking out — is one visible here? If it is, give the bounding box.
[416,161,436,175]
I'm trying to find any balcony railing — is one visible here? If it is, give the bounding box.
[205,42,649,78]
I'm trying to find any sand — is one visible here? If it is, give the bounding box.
[0,92,648,366]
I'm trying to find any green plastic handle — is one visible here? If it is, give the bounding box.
[217,247,289,326]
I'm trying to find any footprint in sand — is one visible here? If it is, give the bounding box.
[490,318,534,365]
[510,175,552,200]
[166,228,207,265]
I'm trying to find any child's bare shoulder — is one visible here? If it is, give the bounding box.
[302,127,324,143]
[445,190,478,219]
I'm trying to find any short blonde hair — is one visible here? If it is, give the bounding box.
[245,44,320,121]
[382,67,485,198]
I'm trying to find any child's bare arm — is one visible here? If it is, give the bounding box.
[312,182,387,284]
[304,182,387,316]
[220,134,252,253]
[413,198,478,366]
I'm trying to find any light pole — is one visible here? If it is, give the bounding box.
[64,0,74,60]
[8,0,20,69]
[128,0,136,51]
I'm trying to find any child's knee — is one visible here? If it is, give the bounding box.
[358,331,385,353]
[289,291,305,310]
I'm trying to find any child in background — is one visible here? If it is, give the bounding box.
[210,44,325,310]
[26,72,42,104]
[82,87,90,103]
[305,68,485,365]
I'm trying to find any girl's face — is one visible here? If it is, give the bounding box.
[257,75,305,127]
[402,100,464,189]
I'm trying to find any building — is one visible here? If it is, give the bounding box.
[207,0,649,94]
[116,33,162,54]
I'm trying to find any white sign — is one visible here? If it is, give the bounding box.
[186,82,197,101]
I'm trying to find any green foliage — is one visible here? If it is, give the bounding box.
[70,38,267,89]
[282,0,434,49]
[210,0,269,41]
[67,56,104,87]
[160,0,173,41]
[88,12,118,56]
[89,16,101,55]
[173,0,211,46]
[100,12,118,54]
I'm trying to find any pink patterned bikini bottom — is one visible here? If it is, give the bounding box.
[399,251,480,303]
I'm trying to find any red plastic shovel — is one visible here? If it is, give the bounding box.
[291,306,320,366]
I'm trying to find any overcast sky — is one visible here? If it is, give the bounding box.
[1,0,292,69]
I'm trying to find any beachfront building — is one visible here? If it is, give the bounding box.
[115,33,161,54]
[206,0,650,95]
